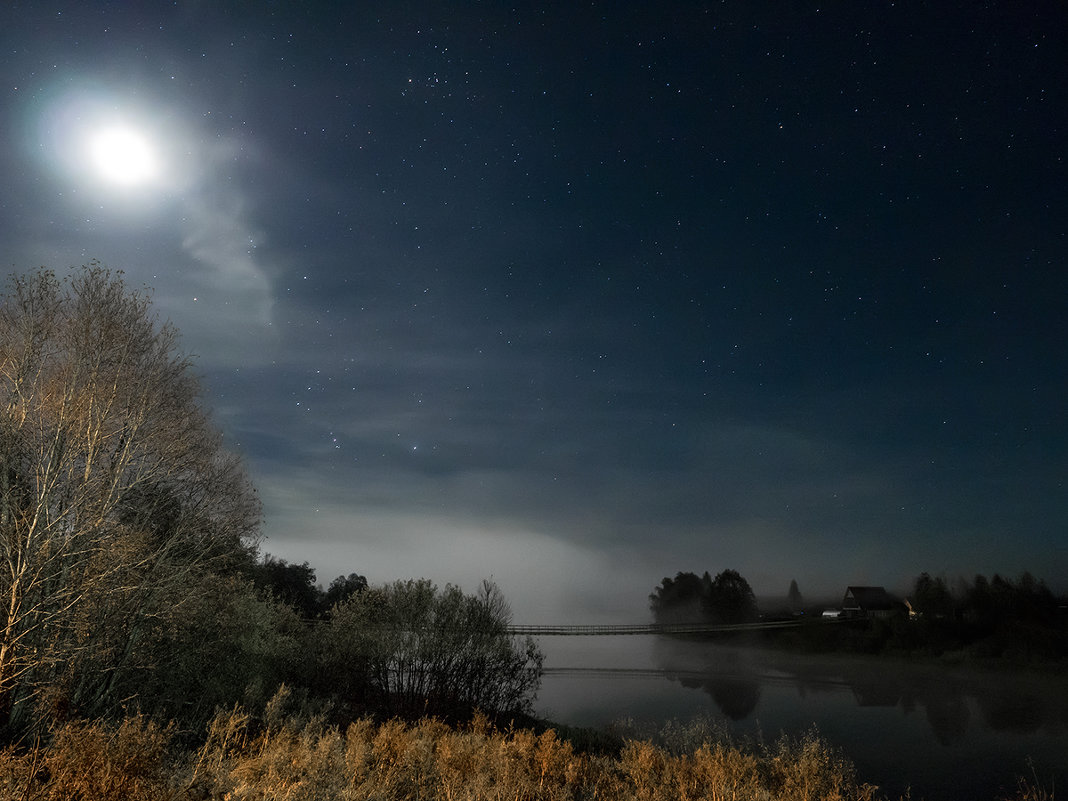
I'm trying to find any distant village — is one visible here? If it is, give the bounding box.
[652,570,1068,660]
[820,585,905,619]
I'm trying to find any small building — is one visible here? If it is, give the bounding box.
[841,586,906,620]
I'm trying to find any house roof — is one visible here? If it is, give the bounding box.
[843,586,899,610]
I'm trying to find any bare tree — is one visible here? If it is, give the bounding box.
[0,265,259,729]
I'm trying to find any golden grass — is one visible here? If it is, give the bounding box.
[0,701,1044,801]
[0,716,177,801]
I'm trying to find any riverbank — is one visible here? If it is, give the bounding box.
[678,614,1068,674]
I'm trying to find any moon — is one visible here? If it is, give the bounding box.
[86,125,160,187]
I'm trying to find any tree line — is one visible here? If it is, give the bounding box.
[901,571,1066,659]
[0,266,542,742]
[651,567,1067,660]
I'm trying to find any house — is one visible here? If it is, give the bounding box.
[841,586,906,620]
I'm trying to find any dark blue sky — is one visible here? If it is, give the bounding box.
[2,2,1065,621]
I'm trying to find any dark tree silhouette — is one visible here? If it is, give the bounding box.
[649,571,712,624]
[250,557,367,619]
[323,572,368,611]
[651,569,757,625]
[912,573,954,618]
[251,556,322,619]
[705,569,758,624]
[788,579,803,611]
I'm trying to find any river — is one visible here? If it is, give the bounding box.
[534,635,1068,801]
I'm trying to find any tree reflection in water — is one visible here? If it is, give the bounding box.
[977,691,1044,733]
[541,636,1068,801]
[655,639,761,720]
[922,690,971,745]
[651,637,1059,746]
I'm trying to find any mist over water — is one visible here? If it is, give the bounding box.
[535,636,1068,801]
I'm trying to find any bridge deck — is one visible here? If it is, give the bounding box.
[507,620,809,636]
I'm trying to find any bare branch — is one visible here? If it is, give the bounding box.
[0,265,260,729]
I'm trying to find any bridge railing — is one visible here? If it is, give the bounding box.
[506,619,811,636]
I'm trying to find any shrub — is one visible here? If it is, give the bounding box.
[318,578,544,721]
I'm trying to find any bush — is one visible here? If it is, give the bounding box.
[317,578,544,720]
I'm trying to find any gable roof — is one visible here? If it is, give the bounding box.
[843,586,898,610]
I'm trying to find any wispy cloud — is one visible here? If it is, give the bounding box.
[166,137,278,366]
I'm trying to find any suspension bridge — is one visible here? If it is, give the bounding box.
[506,619,815,636]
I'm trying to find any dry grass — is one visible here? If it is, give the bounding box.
[0,716,179,801]
[1001,760,1056,801]
[2,701,1046,800]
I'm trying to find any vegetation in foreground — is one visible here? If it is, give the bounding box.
[0,692,889,801]
[1,700,1056,801]
[0,703,1057,801]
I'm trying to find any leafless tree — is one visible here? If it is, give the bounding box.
[0,265,259,729]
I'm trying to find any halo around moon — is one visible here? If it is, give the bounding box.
[86,125,160,187]
[36,87,182,203]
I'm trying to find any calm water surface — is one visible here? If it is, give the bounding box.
[534,636,1068,801]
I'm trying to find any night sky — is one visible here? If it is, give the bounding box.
[2,2,1066,622]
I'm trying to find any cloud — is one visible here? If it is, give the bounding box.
[179,192,271,317]
[161,135,278,366]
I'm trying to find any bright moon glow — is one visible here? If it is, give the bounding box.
[87,126,159,186]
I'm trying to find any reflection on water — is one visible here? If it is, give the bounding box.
[536,636,1068,801]
[661,648,762,720]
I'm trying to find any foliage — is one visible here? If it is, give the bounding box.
[0,265,260,733]
[650,569,758,625]
[649,571,711,624]
[250,556,323,619]
[117,575,307,727]
[249,555,367,619]
[706,569,758,624]
[322,572,369,610]
[319,578,544,720]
